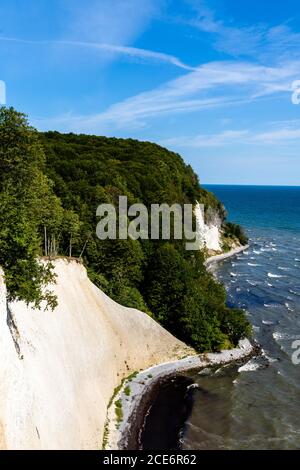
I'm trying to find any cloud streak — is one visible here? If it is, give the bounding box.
[0,36,194,70]
[187,0,300,62]
[161,124,300,148]
[33,59,300,133]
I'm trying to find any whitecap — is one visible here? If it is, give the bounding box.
[187,383,200,390]
[261,349,278,363]
[198,368,212,376]
[238,359,262,372]
[264,303,281,308]
[273,331,300,341]
[285,302,294,312]
[268,273,283,278]
[247,263,260,267]
[278,266,290,271]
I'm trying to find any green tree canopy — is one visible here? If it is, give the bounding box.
[0,107,59,308]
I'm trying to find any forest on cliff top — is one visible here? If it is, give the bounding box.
[0,107,250,351]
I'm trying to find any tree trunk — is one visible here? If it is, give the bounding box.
[44,226,47,256]
[79,236,89,259]
[69,233,72,258]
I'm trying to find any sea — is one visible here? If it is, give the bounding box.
[141,185,300,450]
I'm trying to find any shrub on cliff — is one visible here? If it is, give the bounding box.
[223,222,248,246]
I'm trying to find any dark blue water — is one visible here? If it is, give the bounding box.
[181,186,300,449]
[207,185,300,233]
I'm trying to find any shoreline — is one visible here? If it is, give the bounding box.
[204,244,249,268]
[104,242,253,450]
[105,339,257,450]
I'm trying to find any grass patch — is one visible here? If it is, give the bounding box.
[102,420,109,450]
[124,385,131,396]
[127,371,138,382]
[108,379,126,409]
[115,399,123,425]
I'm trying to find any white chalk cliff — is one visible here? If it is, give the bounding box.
[0,259,189,450]
[194,202,222,252]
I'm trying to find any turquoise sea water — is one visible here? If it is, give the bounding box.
[181,185,300,449]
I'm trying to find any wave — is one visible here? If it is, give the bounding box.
[273,331,300,341]
[261,349,278,363]
[187,383,200,390]
[198,368,213,376]
[285,302,294,312]
[264,302,282,308]
[289,289,300,296]
[278,266,290,271]
[238,359,263,373]
[268,272,284,278]
[247,263,261,267]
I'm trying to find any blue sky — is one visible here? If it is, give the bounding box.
[1,0,300,185]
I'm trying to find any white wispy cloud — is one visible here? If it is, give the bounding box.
[0,36,194,70]
[187,0,300,61]
[161,130,250,148]
[63,0,160,44]
[33,59,300,132]
[160,124,300,148]
[252,127,300,144]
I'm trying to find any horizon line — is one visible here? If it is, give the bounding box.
[203,183,300,187]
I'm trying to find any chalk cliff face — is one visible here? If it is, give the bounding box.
[0,260,189,450]
[194,202,222,252]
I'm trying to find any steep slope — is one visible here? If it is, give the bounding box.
[0,259,190,450]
